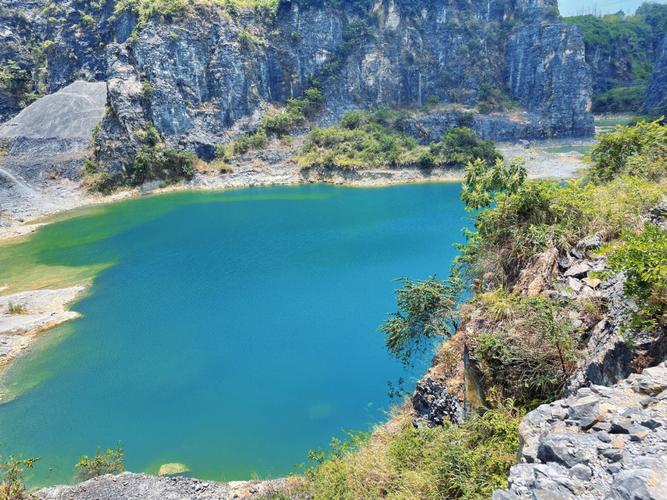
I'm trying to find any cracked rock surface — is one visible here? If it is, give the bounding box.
[494,362,667,499]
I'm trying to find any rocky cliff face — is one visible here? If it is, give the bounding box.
[0,0,593,180]
[409,202,667,499]
[643,34,667,117]
[507,22,592,136]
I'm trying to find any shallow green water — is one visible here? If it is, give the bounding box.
[0,184,467,486]
[542,145,592,155]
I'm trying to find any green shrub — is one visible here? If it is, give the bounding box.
[82,171,115,194]
[461,118,667,286]
[141,80,155,100]
[593,85,646,113]
[607,224,667,332]
[0,60,30,92]
[227,86,324,155]
[0,60,32,107]
[460,174,664,288]
[0,456,39,500]
[473,293,579,406]
[589,119,667,183]
[131,145,196,185]
[476,84,519,114]
[238,30,266,50]
[564,6,667,113]
[114,0,280,35]
[75,446,124,481]
[434,127,501,169]
[461,156,526,211]
[299,114,500,171]
[261,110,303,137]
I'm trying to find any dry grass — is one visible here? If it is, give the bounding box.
[6,302,27,315]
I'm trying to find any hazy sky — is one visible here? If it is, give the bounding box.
[559,0,667,16]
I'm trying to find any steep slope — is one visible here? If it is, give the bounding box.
[95,0,593,177]
[0,80,105,223]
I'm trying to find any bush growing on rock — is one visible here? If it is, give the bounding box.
[461,156,526,211]
[471,292,580,406]
[606,223,667,333]
[0,456,38,500]
[381,274,462,367]
[131,146,196,185]
[75,446,124,481]
[458,176,664,289]
[114,0,280,32]
[225,86,324,157]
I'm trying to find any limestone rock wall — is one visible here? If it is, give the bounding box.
[0,0,594,178]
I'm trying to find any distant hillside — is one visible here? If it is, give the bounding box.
[564,2,667,113]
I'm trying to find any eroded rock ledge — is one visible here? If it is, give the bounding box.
[494,362,667,500]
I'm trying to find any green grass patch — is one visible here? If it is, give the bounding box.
[542,145,592,155]
[299,403,522,499]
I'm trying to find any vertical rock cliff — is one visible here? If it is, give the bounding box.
[643,34,667,117]
[0,0,594,179]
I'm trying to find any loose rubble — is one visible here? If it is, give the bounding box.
[494,362,667,499]
[37,472,292,500]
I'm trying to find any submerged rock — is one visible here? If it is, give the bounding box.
[158,463,191,477]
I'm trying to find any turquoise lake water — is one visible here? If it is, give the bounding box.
[0,183,467,486]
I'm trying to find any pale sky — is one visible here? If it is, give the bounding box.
[559,0,667,16]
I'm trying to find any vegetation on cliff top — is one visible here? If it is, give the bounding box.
[114,0,280,24]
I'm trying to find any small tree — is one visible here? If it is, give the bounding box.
[0,456,39,500]
[75,446,124,481]
[381,271,463,366]
[461,157,526,211]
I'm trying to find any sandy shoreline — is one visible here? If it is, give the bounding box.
[0,285,87,401]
